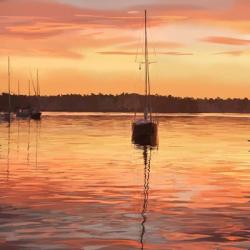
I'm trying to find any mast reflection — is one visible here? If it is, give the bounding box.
[7,122,11,181]
[27,119,31,166]
[26,119,40,167]
[17,118,20,158]
[140,145,152,250]
[35,120,40,168]
[133,136,157,250]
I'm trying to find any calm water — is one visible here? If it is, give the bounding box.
[0,113,249,250]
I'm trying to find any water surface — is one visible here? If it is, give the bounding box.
[0,113,249,249]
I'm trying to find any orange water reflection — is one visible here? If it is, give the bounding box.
[0,113,249,249]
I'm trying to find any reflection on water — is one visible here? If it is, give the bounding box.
[0,113,250,250]
[140,146,152,250]
[7,122,10,181]
[27,119,31,166]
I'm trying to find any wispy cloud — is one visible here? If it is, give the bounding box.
[213,50,245,56]
[202,36,250,45]
[160,51,193,56]
[98,51,193,56]
[1,0,250,41]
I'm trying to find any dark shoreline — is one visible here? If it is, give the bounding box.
[1,93,250,113]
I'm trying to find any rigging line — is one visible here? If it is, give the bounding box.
[135,12,144,64]
[147,66,152,120]
[138,13,145,64]
[147,20,159,103]
[133,57,143,118]
[148,23,158,61]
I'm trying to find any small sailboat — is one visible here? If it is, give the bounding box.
[31,110,41,120]
[1,57,13,122]
[132,10,158,146]
[16,107,31,118]
[16,80,31,118]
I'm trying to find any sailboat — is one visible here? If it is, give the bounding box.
[132,10,158,146]
[30,69,42,120]
[16,80,31,118]
[1,57,13,122]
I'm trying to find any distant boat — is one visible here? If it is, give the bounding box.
[31,110,41,120]
[132,10,158,146]
[16,80,31,119]
[0,57,13,122]
[16,70,42,120]
[16,107,31,118]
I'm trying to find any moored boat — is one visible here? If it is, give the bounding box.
[16,108,31,118]
[31,110,41,120]
[132,10,158,147]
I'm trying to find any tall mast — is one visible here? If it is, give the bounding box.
[144,10,149,120]
[8,56,11,114]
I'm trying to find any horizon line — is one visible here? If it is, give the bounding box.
[1,92,250,100]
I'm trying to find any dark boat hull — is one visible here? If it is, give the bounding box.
[31,112,41,120]
[132,121,158,146]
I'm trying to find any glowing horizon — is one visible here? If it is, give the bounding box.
[1,0,250,98]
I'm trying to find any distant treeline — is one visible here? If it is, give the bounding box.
[1,92,250,113]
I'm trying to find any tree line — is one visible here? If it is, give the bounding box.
[1,92,250,113]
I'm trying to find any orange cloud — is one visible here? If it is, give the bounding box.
[0,0,177,40]
[214,50,245,56]
[119,41,184,50]
[98,51,193,56]
[1,0,250,42]
[160,51,193,56]
[202,36,250,45]
[0,27,136,58]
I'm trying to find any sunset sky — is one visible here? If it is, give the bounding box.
[1,0,250,97]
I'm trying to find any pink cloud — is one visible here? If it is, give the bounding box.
[1,0,250,59]
[0,0,250,42]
